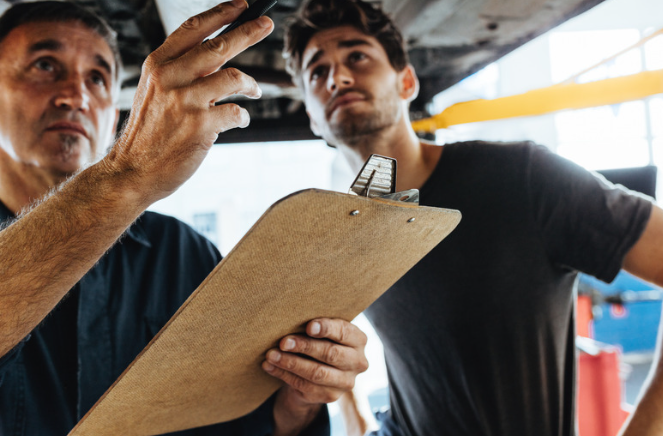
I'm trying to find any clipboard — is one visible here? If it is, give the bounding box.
[68,155,461,436]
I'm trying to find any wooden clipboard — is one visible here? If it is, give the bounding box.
[68,188,461,436]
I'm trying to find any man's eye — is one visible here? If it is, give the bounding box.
[90,72,107,87]
[348,52,367,63]
[34,58,55,72]
[310,66,327,81]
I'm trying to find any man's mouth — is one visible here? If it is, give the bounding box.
[45,121,89,139]
[327,91,368,117]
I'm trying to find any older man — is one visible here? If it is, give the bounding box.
[0,1,368,435]
[283,0,663,435]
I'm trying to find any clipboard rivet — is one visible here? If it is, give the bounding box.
[350,210,360,216]
[407,217,416,223]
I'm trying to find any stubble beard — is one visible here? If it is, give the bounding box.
[51,133,88,178]
[59,133,77,156]
[329,95,400,149]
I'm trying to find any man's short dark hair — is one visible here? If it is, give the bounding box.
[283,0,407,87]
[0,1,122,81]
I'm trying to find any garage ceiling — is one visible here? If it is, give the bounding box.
[2,0,607,142]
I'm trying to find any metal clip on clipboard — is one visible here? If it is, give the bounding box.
[348,154,420,204]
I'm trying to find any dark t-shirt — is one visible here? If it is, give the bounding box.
[365,141,652,436]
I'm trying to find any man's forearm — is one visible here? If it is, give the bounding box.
[621,205,663,434]
[619,372,663,435]
[0,162,147,358]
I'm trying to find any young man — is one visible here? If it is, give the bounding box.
[283,1,663,435]
[0,2,368,435]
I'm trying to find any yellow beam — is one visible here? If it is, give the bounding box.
[411,69,663,133]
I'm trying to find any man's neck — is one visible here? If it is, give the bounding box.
[338,121,443,192]
[0,149,66,214]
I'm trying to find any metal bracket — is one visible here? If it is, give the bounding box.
[348,154,419,204]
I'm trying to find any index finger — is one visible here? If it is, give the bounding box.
[177,15,273,79]
[151,0,248,63]
[307,318,368,348]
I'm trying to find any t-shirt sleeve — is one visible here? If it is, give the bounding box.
[526,143,652,283]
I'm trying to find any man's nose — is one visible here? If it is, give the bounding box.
[53,75,90,112]
[327,64,354,92]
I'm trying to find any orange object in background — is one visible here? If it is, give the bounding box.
[577,347,630,436]
[576,296,630,435]
[577,295,593,338]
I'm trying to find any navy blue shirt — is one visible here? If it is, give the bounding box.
[0,203,328,436]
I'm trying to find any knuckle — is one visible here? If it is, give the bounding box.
[142,57,170,84]
[311,366,328,384]
[216,105,247,133]
[283,356,298,371]
[228,103,242,116]
[291,376,309,392]
[224,67,243,83]
[202,37,227,56]
[339,323,350,343]
[237,20,255,38]
[223,103,245,122]
[225,68,256,94]
[143,54,156,71]
[324,345,340,365]
[297,337,312,354]
[142,54,162,77]
[180,14,202,31]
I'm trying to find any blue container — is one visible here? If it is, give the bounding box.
[579,271,662,353]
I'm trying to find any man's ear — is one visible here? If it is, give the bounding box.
[307,110,322,137]
[398,65,419,102]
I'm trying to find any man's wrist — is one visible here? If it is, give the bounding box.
[91,156,152,212]
[273,388,324,436]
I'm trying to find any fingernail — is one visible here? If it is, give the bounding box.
[263,362,275,372]
[231,0,247,8]
[268,350,282,362]
[256,16,271,28]
[283,338,295,351]
[241,108,250,127]
[310,322,321,336]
